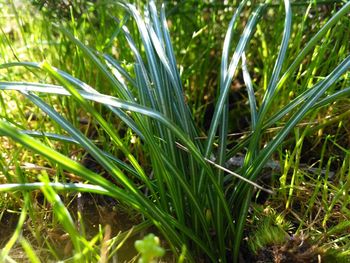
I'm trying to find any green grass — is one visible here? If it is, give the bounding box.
[0,0,350,262]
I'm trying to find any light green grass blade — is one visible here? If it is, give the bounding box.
[0,120,136,204]
[0,120,208,257]
[0,194,28,261]
[277,1,350,89]
[0,81,209,166]
[25,90,147,193]
[313,86,350,108]
[242,52,257,129]
[0,84,225,261]
[249,55,350,183]
[227,83,350,160]
[0,182,111,196]
[18,129,140,178]
[103,54,137,87]
[40,61,154,195]
[38,173,82,255]
[57,25,133,101]
[0,61,144,138]
[19,238,41,263]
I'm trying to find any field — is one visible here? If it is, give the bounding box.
[0,0,350,262]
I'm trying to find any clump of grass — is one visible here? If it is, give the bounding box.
[0,0,350,262]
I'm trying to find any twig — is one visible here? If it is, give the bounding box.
[205,158,274,195]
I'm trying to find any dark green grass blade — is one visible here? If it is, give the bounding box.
[216,1,249,256]
[244,0,292,170]
[204,3,267,161]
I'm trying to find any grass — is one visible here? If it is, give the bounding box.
[0,0,350,262]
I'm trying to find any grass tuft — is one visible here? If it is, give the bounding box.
[0,0,350,262]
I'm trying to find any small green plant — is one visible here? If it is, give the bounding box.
[135,233,165,263]
[248,207,292,254]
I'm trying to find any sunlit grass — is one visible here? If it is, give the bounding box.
[0,0,350,262]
